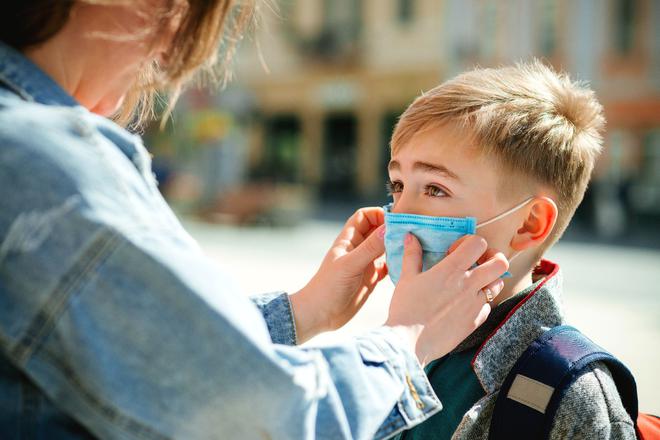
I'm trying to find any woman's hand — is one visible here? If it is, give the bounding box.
[385,234,508,366]
[289,207,388,344]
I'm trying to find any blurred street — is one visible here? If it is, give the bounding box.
[183,216,660,415]
[149,0,660,425]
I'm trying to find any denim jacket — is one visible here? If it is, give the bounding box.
[0,42,441,439]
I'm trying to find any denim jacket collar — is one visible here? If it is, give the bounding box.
[0,41,150,171]
[471,260,565,393]
[0,41,80,107]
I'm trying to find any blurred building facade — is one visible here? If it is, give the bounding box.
[218,0,658,232]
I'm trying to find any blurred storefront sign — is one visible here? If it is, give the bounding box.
[314,81,363,109]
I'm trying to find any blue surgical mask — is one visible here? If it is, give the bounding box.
[384,198,533,284]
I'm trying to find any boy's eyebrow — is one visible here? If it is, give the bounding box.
[388,160,462,182]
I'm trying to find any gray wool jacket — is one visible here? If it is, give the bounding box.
[446,260,636,440]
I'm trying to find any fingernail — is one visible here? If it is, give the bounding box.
[404,233,412,245]
[377,225,386,239]
[493,279,504,295]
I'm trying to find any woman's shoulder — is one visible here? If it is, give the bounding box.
[0,93,146,185]
[0,95,155,224]
[1,101,102,197]
[0,93,98,153]
[0,91,181,238]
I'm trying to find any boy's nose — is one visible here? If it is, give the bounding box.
[390,195,421,215]
[391,193,443,217]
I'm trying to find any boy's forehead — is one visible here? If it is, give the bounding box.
[388,157,462,182]
[390,123,511,195]
[391,123,483,169]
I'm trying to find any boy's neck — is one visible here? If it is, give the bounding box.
[491,266,535,307]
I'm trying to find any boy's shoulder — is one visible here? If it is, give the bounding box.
[474,263,636,440]
[549,360,636,439]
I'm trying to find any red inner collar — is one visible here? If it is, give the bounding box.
[471,259,560,366]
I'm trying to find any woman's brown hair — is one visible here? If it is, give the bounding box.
[1,0,256,129]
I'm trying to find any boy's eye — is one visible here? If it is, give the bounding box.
[425,184,448,198]
[386,179,403,195]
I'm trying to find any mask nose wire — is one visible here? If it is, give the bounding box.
[475,197,534,230]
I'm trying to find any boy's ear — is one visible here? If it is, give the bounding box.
[510,197,558,251]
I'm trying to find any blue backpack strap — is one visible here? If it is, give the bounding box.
[488,325,639,440]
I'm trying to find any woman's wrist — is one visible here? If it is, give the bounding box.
[288,287,329,344]
[382,322,427,366]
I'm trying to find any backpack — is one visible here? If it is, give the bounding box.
[488,325,660,440]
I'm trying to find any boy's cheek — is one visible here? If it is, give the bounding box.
[476,229,511,255]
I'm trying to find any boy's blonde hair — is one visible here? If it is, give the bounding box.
[391,60,605,250]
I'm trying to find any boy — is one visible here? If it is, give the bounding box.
[385,61,636,439]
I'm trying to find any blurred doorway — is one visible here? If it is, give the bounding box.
[320,113,357,200]
[256,114,301,183]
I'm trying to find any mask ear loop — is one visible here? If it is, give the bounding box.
[475,197,535,230]
[475,197,535,278]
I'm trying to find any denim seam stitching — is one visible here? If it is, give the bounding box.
[0,71,34,102]
[284,293,299,345]
[377,332,440,425]
[11,228,120,365]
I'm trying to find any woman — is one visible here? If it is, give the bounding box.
[0,1,507,439]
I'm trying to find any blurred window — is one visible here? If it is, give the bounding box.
[257,115,301,183]
[479,0,498,60]
[397,0,414,25]
[629,129,660,215]
[319,0,362,55]
[607,130,627,181]
[320,113,357,200]
[641,129,660,184]
[614,0,636,55]
[539,0,557,56]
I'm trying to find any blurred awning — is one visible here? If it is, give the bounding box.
[605,98,660,128]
